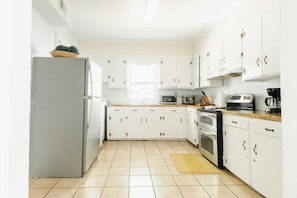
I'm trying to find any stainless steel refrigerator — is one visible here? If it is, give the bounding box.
[29,57,103,177]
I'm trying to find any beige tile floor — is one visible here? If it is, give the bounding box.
[29,140,264,198]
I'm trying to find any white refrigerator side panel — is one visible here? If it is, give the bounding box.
[30,57,86,177]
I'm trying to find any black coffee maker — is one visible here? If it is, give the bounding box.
[265,88,281,113]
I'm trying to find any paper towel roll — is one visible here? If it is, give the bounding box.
[217,92,226,107]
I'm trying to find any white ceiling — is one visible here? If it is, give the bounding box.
[70,0,240,43]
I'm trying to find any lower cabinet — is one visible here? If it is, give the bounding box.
[186,107,198,146]
[223,114,282,197]
[107,106,186,140]
[249,118,282,198]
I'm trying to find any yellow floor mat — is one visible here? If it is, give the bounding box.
[170,154,222,174]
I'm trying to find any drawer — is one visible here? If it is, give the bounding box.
[249,118,281,138]
[126,107,143,113]
[162,107,185,113]
[143,107,162,113]
[223,114,249,130]
[187,107,197,114]
[107,106,129,113]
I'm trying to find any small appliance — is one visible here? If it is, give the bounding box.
[265,88,281,113]
[160,95,177,104]
[182,95,197,105]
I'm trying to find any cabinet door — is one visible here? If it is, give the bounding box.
[159,57,177,89]
[250,132,282,197]
[262,1,280,77]
[126,108,144,139]
[222,27,243,70]
[208,39,223,77]
[91,56,111,83]
[176,56,194,89]
[162,108,186,139]
[107,112,125,139]
[242,13,262,80]
[199,49,209,87]
[145,112,162,139]
[109,56,127,89]
[223,126,250,184]
[187,108,198,146]
[193,53,200,88]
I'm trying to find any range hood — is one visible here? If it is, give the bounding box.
[207,66,242,80]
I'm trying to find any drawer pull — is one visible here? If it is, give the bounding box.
[265,128,274,132]
[231,120,238,124]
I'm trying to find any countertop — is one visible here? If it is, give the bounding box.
[107,104,281,122]
[221,109,282,122]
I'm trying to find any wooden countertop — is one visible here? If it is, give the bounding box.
[107,104,281,122]
[221,110,282,122]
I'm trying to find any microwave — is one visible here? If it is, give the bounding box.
[160,95,177,104]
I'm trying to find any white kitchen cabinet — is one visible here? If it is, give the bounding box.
[208,27,243,79]
[249,118,282,198]
[186,107,198,146]
[223,114,282,197]
[143,107,163,139]
[33,0,70,26]
[161,107,186,138]
[196,50,223,88]
[159,56,194,89]
[91,56,111,83]
[125,108,145,139]
[107,106,187,140]
[242,1,280,80]
[107,107,128,139]
[109,56,128,89]
[223,114,250,184]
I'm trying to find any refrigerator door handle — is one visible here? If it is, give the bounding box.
[86,98,93,129]
[88,62,93,97]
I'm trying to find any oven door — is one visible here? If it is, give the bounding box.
[198,111,217,131]
[199,128,218,166]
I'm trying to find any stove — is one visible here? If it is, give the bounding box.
[225,94,255,111]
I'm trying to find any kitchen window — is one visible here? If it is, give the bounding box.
[127,63,159,104]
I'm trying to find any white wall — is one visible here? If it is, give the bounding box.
[0,0,31,197]
[79,41,194,56]
[280,0,297,196]
[31,8,79,56]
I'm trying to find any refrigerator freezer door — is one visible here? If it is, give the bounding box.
[83,97,101,173]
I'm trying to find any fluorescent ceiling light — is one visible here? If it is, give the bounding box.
[143,0,158,25]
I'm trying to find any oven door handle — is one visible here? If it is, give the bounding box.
[199,128,217,139]
[200,112,216,118]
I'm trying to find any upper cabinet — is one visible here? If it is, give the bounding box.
[195,50,223,88]
[109,56,128,89]
[207,26,243,80]
[159,56,194,89]
[33,0,70,26]
[242,1,280,81]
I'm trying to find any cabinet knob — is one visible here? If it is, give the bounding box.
[109,133,111,136]
[126,132,128,136]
